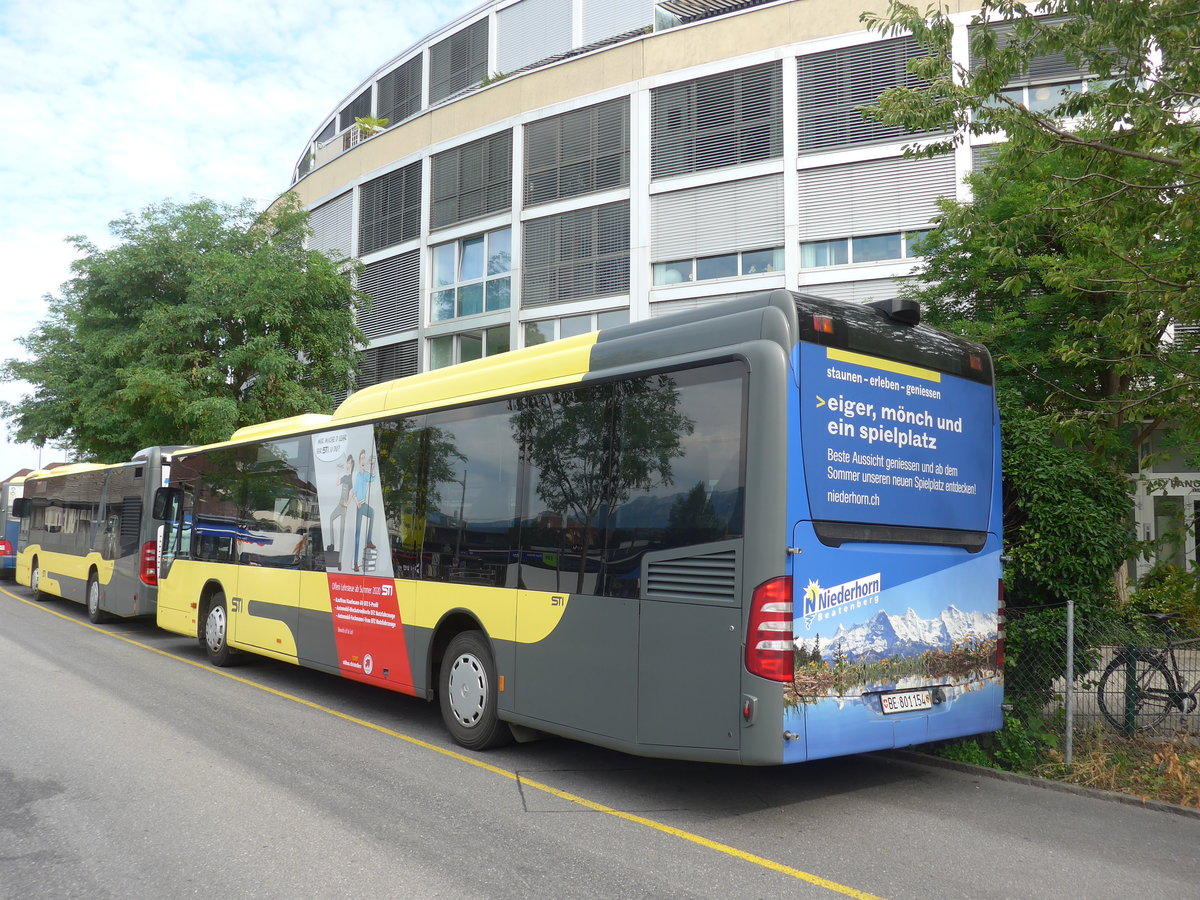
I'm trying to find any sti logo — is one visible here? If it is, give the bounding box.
[380,583,394,597]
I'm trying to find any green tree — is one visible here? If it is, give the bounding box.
[862,0,1200,467]
[2,195,366,460]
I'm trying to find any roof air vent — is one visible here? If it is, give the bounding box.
[869,297,921,326]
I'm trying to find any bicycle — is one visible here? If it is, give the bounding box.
[1096,613,1200,736]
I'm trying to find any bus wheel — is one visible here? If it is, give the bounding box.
[31,561,49,602]
[86,573,109,624]
[204,593,239,667]
[438,631,512,751]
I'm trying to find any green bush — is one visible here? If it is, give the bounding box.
[998,389,1134,705]
[1128,565,1200,639]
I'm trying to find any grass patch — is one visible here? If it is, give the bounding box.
[929,717,1200,809]
[1035,732,1200,808]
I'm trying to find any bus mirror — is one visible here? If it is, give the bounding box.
[11,497,29,518]
[151,487,177,521]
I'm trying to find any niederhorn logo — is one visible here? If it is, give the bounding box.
[802,573,883,627]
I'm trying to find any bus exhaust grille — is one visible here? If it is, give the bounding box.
[645,549,737,603]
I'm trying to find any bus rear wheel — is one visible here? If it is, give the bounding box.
[203,593,240,667]
[86,573,109,624]
[438,631,512,751]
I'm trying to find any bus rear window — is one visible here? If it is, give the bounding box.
[798,340,995,544]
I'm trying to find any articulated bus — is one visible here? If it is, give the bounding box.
[16,448,173,622]
[154,290,1003,764]
[1,474,27,578]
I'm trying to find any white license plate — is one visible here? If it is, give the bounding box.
[879,690,933,715]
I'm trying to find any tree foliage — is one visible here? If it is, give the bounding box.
[863,0,1200,468]
[2,195,366,460]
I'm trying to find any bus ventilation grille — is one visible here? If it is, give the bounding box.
[645,549,738,603]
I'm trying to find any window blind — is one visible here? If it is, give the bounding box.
[378,56,422,126]
[523,201,630,306]
[308,192,353,260]
[524,96,630,207]
[338,88,372,131]
[797,155,955,241]
[430,18,489,104]
[360,340,419,388]
[651,174,783,260]
[359,161,422,255]
[497,0,573,74]
[431,131,513,231]
[651,60,782,179]
[358,249,421,338]
[797,36,935,152]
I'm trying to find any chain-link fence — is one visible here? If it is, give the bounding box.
[1006,603,1200,755]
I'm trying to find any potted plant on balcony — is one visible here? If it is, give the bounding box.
[354,116,390,137]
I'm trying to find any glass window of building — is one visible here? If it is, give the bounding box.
[800,232,929,268]
[431,228,512,322]
[652,247,783,285]
[430,325,510,369]
[523,309,629,347]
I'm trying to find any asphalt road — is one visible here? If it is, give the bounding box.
[2,581,1197,900]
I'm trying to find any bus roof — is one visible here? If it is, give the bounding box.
[229,414,333,443]
[24,462,115,482]
[171,290,990,460]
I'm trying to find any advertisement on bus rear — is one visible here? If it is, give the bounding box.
[786,341,1003,762]
[799,343,995,532]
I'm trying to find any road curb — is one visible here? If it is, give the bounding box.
[877,749,1200,820]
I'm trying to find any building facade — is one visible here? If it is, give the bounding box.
[281,1,1195,575]
[284,0,1090,383]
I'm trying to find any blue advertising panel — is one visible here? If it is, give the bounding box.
[800,343,994,532]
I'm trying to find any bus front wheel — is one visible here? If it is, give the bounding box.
[438,631,512,751]
[203,593,240,667]
[30,561,49,602]
[86,573,109,624]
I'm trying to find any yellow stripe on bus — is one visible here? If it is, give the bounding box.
[332,331,601,423]
[826,347,941,383]
[18,546,115,587]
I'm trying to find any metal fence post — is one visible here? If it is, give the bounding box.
[1123,644,1139,739]
[1065,599,1074,766]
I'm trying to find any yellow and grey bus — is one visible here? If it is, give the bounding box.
[16,448,173,622]
[154,291,1003,764]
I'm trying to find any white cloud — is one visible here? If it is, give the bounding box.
[0,0,478,477]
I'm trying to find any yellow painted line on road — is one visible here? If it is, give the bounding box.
[4,585,883,900]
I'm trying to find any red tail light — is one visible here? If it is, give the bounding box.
[140,540,158,586]
[0,539,12,556]
[996,579,1006,667]
[746,576,794,682]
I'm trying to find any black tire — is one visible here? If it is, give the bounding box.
[86,572,109,624]
[30,560,50,602]
[1096,653,1176,734]
[438,631,512,751]
[202,592,240,667]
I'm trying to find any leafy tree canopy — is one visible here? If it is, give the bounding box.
[2,195,366,461]
[862,0,1200,470]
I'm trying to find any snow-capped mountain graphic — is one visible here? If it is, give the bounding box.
[796,605,997,663]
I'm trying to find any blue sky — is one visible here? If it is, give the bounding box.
[0,0,479,478]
